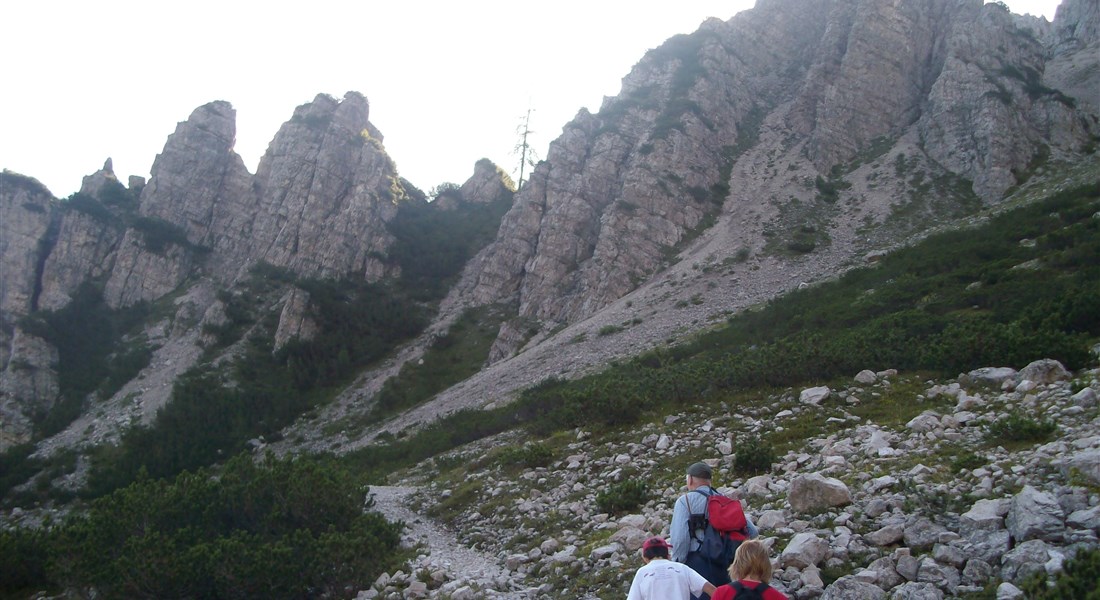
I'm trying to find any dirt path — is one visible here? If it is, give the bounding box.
[367,485,538,598]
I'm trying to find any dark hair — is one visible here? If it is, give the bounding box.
[644,545,670,560]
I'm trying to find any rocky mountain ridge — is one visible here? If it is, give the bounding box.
[0,90,512,449]
[456,0,1098,365]
[1,0,1098,485]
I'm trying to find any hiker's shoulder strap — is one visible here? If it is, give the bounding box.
[731,581,770,598]
[690,486,717,515]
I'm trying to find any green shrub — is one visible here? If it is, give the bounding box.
[0,524,51,594]
[596,479,649,515]
[388,191,513,301]
[47,453,406,599]
[497,443,554,469]
[0,444,40,502]
[86,273,430,496]
[734,435,776,475]
[131,216,194,254]
[97,179,138,213]
[1018,546,1100,599]
[950,449,987,473]
[370,306,504,422]
[61,192,115,224]
[984,412,1058,446]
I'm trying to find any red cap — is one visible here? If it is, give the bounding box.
[642,537,673,550]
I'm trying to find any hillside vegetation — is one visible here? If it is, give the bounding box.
[342,180,1100,475]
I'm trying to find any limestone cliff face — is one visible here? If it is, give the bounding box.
[458,159,515,206]
[273,287,319,352]
[246,92,401,280]
[36,208,120,311]
[0,172,56,422]
[137,100,253,271]
[0,172,53,322]
[1047,0,1100,115]
[101,229,196,307]
[0,327,59,446]
[1,168,131,443]
[916,2,1089,199]
[463,0,1099,359]
[137,93,404,282]
[0,92,412,448]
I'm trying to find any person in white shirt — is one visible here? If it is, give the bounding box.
[627,537,717,600]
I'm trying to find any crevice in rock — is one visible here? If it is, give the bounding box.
[29,208,62,313]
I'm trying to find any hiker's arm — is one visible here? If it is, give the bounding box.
[744,509,759,538]
[670,496,689,562]
[703,582,717,596]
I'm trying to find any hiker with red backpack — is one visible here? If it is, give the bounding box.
[670,462,759,595]
[711,540,788,600]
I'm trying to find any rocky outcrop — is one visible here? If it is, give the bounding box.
[79,158,121,198]
[0,172,54,322]
[0,171,55,399]
[101,229,196,308]
[246,92,402,280]
[137,100,252,274]
[36,207,122,311]
[917,2,1087,200]
[460,0,1099,360]
[0,327,59,446]
[0,93,413,448]
[273,287,319,352]
[135,93,407,284]
[459,159,514,205]
[1054,0,1100,49]
[433,159,515,211]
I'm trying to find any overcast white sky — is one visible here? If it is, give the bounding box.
[0,1,1062,198]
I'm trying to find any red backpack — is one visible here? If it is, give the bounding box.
[703,492,749,540]
[686,489,750,573]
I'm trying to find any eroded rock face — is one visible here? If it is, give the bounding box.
[137,92,407,283]
[37,208,121,311]
[461,0,1099,360]
[0,327,59,446]
[137,100,253,273]
[1,92,415,448]
[0,172,56,389]
[1050,0,1100,106]
[274,288,319,352]
[246,92,401,280]
[0,172,54,321]
[102,229,195,308]
[79,158,120,198]
[457,158,514,207]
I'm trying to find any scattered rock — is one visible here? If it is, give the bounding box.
[789,473,852,513]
